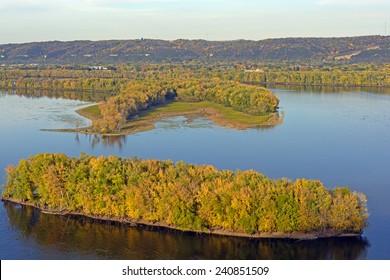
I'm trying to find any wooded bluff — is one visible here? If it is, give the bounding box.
[1,36,389,64]
[1,154,368,237]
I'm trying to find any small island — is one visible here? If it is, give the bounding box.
[1,153,368,239]
[53,78,282,135]
[73,101,282,135]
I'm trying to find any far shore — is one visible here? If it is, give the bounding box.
[1,197,362,240]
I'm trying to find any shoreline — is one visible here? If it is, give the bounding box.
[242,81,390,88]
[1,197,362,240]
[2,81,390,93]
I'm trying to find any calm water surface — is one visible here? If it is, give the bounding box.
[0,88,389,259]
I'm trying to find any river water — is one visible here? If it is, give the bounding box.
[0,87,389,259]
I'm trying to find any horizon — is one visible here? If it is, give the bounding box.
[1,34,388,45]
[1,0,389,44]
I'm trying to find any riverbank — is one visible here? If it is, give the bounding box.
[52,101,282,135]
[244,82,390,88]
[1,197,361,240]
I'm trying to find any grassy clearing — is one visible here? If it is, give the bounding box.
[76,104,101,120]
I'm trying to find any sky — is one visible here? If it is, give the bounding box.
[0,0,389,43]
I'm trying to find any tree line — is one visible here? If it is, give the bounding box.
[2,153,368,235]
[239,68,390,86]
[1,63,389,89]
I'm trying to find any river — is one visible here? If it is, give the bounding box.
[1,86,389,259]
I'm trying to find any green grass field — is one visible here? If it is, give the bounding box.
[76,104,101,120]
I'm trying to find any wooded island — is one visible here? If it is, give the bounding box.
[1,153,368,239]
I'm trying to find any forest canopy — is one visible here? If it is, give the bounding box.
[2,153,369,236]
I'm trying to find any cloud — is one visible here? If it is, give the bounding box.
[0,0,72,13]
[87,0,174,3]
[0,0,229,14]
[85,0,221,6]
[0,0,148,16]
[317,0,389,5]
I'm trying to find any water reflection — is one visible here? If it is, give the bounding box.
[80,134,127,151]
[4,202,369,260]
[264,84,390,95]
[5,88,116,102]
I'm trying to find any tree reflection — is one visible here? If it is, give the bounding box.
[7,88,116,102]
[265,84,390,95]
[83,134,126,151]
[4,202,369,260]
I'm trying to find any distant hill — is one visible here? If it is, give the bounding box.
[1,36,389,65]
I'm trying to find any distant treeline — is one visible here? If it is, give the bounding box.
[240,68,390,86]
[2,153,368,235]
[1,63,390,88]
[0,76,122,93]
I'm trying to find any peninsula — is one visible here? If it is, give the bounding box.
[54,78,281,135]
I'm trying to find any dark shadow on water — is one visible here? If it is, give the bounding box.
[3,202,370,260]
[263,84,390,95]
[4,88,116,102]
[83,134,127,151]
